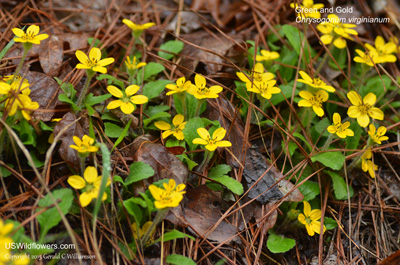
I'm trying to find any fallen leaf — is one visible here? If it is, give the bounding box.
[184,185,238,243]
[59,33,91,51]
[179,32,246,75]
[131,135,188,185]
[38,35,64,75]
[53,112,84,171]
[26,71,61,121]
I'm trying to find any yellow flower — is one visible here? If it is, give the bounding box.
[297,71,335,92]
[0,219,14,237]
[368,124,388,144]
[347,91,384,128]
[70,135,99,154]
[132,221,154,240]
[317,14,357,49]
[75,47,114,74]
[298,201,326,236]
[125,56,146,71]
[106,85,148,114]
[256,49,280,62]
[298,90,329,117]
[1,82,39,120]
[353,49,377,66]
[246,79,281,100]
[122,19,155,32]
[361,148,378,178]
[0,220,30,265]
[237,63,274,85]
[0,79,30,95]
[192,127,232,152]
[389,37,400,53]
[327,113,354,138]
[154,114,186,140]
[165,77,192,96]
[12,25,49,44]
[148,179,186,209]
[67,166,111,207]
[365,36,397,64]
[187,74,223,99]
[290,0,324,19]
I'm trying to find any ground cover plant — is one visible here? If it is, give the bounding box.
[1,0,400,264]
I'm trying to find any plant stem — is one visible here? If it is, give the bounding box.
[13,47,29,80]
[322,133,334,150]
[315,43,333,75]
[194,99,205,117]
[76,71,95,108]
[178,92,187,120]
[196,150,213,174]
[141,208,168,247]
[80,156,86,176]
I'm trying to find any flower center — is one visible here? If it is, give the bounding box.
[359,104,371,114]
[305,216,312,225]
[87,58,99,67]
[313,78,323,86]
[309,95,323,107]
[254,72,263,82]
[22,31,36,41]
[198,87,210,95]
[86,183,95,192]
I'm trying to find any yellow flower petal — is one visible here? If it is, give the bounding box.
[89,47,101,61]
[303,201,311,216]
[97,57,114,67]
[212,128,226,141]
[79,192,92,207]
[84,166,98,184]
[107,85,123,98]
[76,50,89,64]
[130,95,148,105]
[347,91,362,106]
[172,114,184,127]
[120,102,135,114]
[126,85,140,96]
[155,121,171,130]
[107,100,123,109]
[68,175,86,189]
[357,114,370,128]
[363,93,376,106]
[197,128,210,140]
[192,138,208,145]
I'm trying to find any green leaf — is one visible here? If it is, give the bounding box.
[324,217,338,230]
[125,161,155,185]
[37,189,74,239]
[326,171,353,200]
[143,80,171,100]
[84,93,112,106]
[210,175,244,195]
[39,121,53,132]
[177,153,198,170]
[97,74,124,87]
[313,117,330,137]
[123,197,147,208]
[346,121,362,153]
[264,83,299,108]
[0,164,13,177]
[143,112,171,127]
[298,181,320,201]
[266,231,296,253]
[112,120,131,151]
[104,122,124,138]
[58,94,79,110]
[122,199,143,224]
[293,132,312,152]
[208,164,231,178]
[137,62,165,84]
[158,40,184,60]
[281,141,298,156]
[281,24,315,58]
[361,75,391,99]
[166,254,196,265]
[182,117,204,151]
[145,105,170,116]
[154,229,195,243]
[101,112,120,122]
[0,38,15,61]
[311,151,345,170]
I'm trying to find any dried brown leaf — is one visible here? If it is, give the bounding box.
[53,112,84,171]
[27,71,60,121]
[38,35,64,75]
